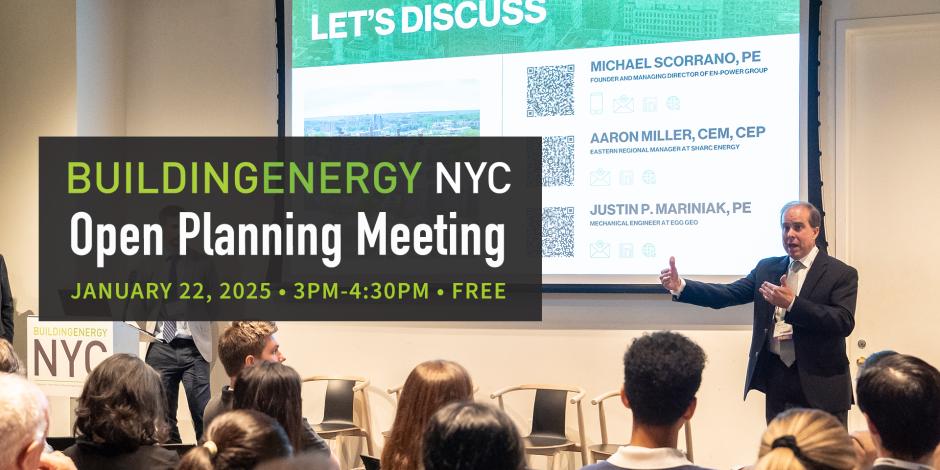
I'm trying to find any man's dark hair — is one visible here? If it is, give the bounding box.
[623,331,706,426]
[423,401,525,470]
[857,354,940,461]
[780,201,822,228]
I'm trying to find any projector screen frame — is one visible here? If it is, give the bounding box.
[275,0,823,294]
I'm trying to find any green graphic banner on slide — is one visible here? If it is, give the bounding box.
[293,0,799,68]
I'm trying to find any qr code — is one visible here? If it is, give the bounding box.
[542,135,574,187]
[527,65,575,117]
[542,206,575,257]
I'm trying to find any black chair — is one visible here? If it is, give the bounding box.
[361,454,381,470]
[589,389,694,463]
[491,384,588,468]
[303,375,375,455]
[46,437,76,451]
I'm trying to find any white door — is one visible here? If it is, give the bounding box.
[832,13,940,430]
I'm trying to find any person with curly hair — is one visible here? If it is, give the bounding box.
[63,354,178,470]
[583,331,711,470]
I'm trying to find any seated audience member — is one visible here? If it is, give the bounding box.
[0,373,76,470]
[423,401,525,470]
[0,338,23,374]
[203,321,285,430]
[856,353,940,470]
[848,351,899,470]
[255,453,341,470]
[233,361,331,456]
[178,409,292,470]
[755,408,856,470]
[382,359,474,470]
[63,354,178,470]
[583,331,710,470]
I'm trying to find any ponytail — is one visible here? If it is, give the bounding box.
[754,445,805,470]
[178,445,216,470]
[178,410,292,470]
[756,409,855,470]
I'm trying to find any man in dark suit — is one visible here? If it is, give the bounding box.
[0,254,14,343]
[857,354,940,470]
[659,201,857,424]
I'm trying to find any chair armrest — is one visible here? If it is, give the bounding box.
[591,390,621,405]
[490,385,525,399]
[570,388,586,404]
[387,385,402,395]
[352,378,371,392]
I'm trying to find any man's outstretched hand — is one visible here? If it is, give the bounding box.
[759,274,795,309]
[660,256,681,292]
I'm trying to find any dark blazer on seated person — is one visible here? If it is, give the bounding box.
[0,254,14,343]
[676,251,857,413]
[64,438,179,470]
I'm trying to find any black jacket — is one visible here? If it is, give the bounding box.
[63,438,180,470]
[0,255,13,343]
[677,251,858,412]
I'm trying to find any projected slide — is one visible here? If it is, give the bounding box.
[290,0,801,279]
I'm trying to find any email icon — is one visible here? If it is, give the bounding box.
[590,240,611,258]
[613,95,634,113]
[590,168,611,186]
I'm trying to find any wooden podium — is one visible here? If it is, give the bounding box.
[27,316,155,435]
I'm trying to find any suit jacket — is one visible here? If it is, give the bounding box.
[0,255,13,343]
[676,251,858,412]
[131,252,217,362]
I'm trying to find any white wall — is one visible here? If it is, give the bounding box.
[123,0,277,136]
[77,0,126,136]
[0,0,76,349]
[3,0,940,468]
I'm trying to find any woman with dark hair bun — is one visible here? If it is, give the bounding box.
[63,353,178,469]
[423,401,526,470]
[232,361,332,456]
[178,409,292,470]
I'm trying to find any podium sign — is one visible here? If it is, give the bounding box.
[27,316,141,387]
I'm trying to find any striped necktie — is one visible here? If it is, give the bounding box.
[162,255,179,341]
